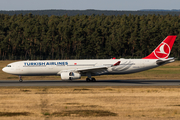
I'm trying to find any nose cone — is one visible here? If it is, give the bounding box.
[2,67,7,73]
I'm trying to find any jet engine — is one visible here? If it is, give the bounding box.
[61,72,81,80]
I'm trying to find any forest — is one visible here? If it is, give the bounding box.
[0,13,180,60]
[1,9,180,16]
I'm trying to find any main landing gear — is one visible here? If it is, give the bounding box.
[86,77,96,82]
[86,73,96,82]
[19,76,23,82]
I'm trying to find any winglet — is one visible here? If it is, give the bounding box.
[143,35,177,59]
[113,61,120,66]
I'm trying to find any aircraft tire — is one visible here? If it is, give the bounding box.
[86,78,90,82]
[19,79,23,82]
[91,78,96,82]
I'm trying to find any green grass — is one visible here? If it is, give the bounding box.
[146,70,180,74]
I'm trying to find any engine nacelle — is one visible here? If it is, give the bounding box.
[61,72,81,80]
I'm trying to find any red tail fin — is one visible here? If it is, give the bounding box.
[143,35,177,59]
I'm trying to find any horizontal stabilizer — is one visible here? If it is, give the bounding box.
[156,58,175,66]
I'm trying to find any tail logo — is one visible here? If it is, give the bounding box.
[154,42,170,59]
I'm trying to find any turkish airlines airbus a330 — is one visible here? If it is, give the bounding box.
[2,35,177,82]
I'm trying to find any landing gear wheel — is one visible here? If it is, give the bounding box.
[19,79,23,82]
[86,78,90,82]
[91,78,96,82]
[86,78,96,82]
[19,76,23,82]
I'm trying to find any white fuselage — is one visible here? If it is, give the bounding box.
[2,59,158,76]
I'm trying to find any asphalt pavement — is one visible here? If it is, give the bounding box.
[0,80,180,87]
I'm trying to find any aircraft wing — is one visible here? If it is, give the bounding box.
[74,61,120,73]
[58,65,108,75]
[75,61,120,72]
[75,66,108,73]
[58,61,120,75]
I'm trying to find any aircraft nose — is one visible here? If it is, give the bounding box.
[2,67,7,73]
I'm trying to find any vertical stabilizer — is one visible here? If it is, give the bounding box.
[143,35,177,59]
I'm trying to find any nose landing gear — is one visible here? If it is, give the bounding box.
[19,76,23,82]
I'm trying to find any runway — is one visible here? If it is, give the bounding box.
[0,80,180,87]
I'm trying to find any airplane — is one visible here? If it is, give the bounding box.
[2,35,177,82]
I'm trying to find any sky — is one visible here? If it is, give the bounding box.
[0,0,180,11]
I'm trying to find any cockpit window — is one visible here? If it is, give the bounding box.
[6,65,11,67]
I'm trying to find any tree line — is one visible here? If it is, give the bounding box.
[1,9,180,16]
[0,13,180,60]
